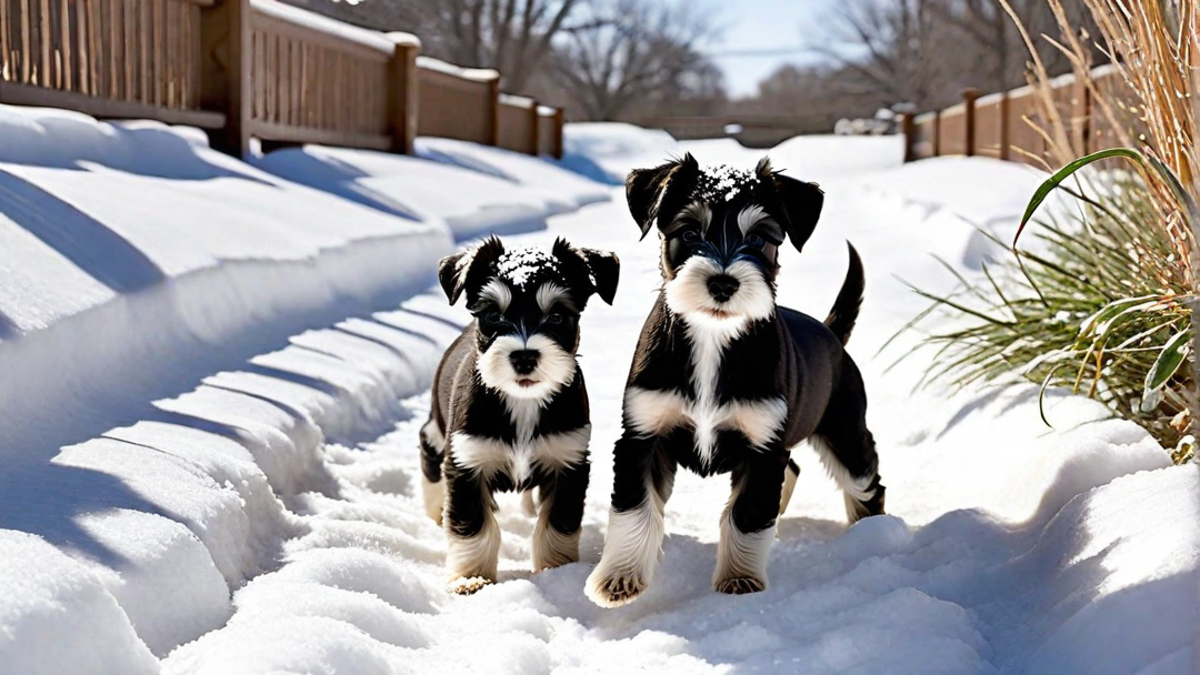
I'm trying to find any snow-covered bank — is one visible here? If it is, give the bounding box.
[251,143,592,241]
[0,104,611,670]
[0,117,1194,675]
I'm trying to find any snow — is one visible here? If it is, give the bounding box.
[251,0,397,55]
[416,56,499,82]
[0,531,160,675]
[251,144,591,240]
[499,93,536,108]
[415,137,610,207]
[0,115,1194,675]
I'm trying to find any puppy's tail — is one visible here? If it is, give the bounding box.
[824,242,864,346]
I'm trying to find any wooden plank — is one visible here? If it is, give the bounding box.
[39,0,50,86]
[139,0,149,103]
[249,10,389,63]
[124,0,134,100]
[0,81,225,125]
[279,36,290,127]
[22,0,33,82]
[59,0,71,90]
[109,0,120,98]
[1,0,9,81]
[82,0,96,95]
[266,30,275,123]
[151,0,161,106]
[161,0,172,106]
[248,119,390,150]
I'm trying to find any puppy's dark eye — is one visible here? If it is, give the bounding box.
[681,230,700,243]
[483,310,505,325]
[545,310,565,325]
[745,233,765,248]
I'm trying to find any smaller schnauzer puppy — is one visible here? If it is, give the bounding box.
[420,236,619,594]
[586,154,885,608]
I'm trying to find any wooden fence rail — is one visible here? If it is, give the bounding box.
[0,0,565,158]
[903,64,1132,167]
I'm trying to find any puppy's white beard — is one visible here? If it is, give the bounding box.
[477,333,577,401]
[665,257,775,324]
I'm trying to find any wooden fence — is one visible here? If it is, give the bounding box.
[0,0,564,158]
[903,64,1133,166]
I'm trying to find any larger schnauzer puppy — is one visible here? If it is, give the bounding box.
[422,236,619,594]
[586,154,885,608]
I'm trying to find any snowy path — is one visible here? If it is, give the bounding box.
[161,147,1196,674]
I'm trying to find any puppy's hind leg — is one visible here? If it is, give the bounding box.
[419,418,447,525]
[813,432,885,523]
[778,459,800,517]
[813,359,885,524]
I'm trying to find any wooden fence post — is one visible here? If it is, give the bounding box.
[999,90,1011,161]
[528,99,540,156]
[388,35,420,154]
[963,88,980,158]
[901,113,916,163]
[200,0,251,158]
[487,76,500,146]
[933,109,941,156]
[552,107,564,159]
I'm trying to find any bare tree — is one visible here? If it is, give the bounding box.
[929,0,1097,93]
[549,0,721,121]
[410,0,581,91]
[810,0,956,110]
[282,0,582,92]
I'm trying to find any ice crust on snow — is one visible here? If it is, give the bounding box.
[0,116,1194,675]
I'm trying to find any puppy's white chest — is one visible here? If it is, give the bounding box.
[449,399,590,483]
[623,316,787,467]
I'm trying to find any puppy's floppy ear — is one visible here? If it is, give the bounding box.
[437,236,505,305]
[578,247,620,305]
[759,157,824,253]
[626,153,700,239]
[551,238,620,305]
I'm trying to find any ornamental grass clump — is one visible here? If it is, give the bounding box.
[911,0,1199,463]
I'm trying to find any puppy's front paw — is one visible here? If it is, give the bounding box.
[585,568,648,608]
[448,575,492,595]
[714,575,766,595]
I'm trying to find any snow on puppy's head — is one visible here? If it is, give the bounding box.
[437,236,619,399]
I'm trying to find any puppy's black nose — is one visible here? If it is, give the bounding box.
[707,275,740,303]
[509,350,540,375]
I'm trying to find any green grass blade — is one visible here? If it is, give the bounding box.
[1143,329,1191,406]
[1012,147,1146,248]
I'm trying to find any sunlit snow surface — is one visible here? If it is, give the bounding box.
[0,114,1194,675]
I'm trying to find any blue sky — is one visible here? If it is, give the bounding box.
[701,0,839,98]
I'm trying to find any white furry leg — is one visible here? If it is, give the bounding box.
[778,461,799,517]
[531,512,580,572]
[446,509,501,595]
[585,490,665,608]
[712,505,775,595]
[521,489,538,517]
[422,475,445,526]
